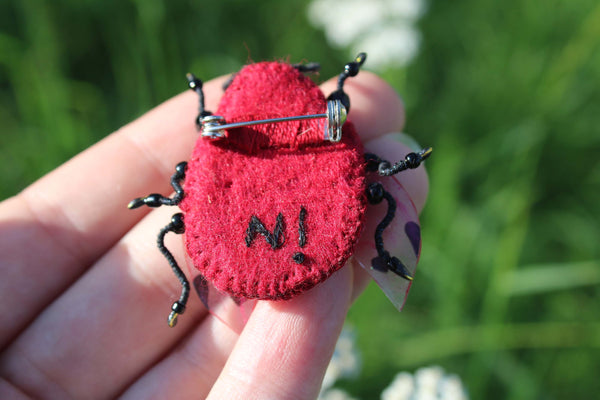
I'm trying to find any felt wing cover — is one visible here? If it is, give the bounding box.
[179,62,367,301]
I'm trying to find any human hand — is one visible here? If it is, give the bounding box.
[0,71,428,399]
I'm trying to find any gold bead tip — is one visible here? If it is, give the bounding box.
[422,147,433,159]
[127,197,145,209]
[168,312,179,328]
[186,73,197,88]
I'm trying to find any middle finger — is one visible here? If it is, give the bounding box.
[0,206,207,399]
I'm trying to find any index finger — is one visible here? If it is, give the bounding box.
[0,76,228,348]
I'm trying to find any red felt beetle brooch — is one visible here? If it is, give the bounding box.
[129,53,432,327]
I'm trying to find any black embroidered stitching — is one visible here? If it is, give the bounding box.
[245,213,285,249]
[298,206,307,248]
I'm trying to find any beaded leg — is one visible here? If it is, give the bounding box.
[327,53,367,112]
[364,148,433,280]
[186,73,212,128]
[292,62,321,73]
[127,162,187,209]
[128,162,189,327]
[366,182,413,280]
[157,213,189,327]
[365,147,433,177]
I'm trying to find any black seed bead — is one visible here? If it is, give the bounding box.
[293,252,305,264]
[327,90,351,113]
[171,301,185,314]
[345,62,360,77]
[190,77,202,89]
[175,162,187,176]
[364,154,380,172]
[367,182,384,204]
[405,153,419,169]
[145,194,163,207]
[171,213,185,233]
[388,256,412,280]
[378,161,391,175]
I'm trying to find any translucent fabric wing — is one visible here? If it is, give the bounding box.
[184,252,256,333]
[354,175,421,310]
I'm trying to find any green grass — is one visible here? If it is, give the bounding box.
[1,0,599,398]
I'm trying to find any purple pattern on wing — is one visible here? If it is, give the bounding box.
[230,296,242,306]
[193,274,210,309]
[404,221,421,257]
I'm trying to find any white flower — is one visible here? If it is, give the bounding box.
[307,0,426,70]
[320,388,359,400]
[350,25,421,70]
[381,366,469,400]
[319,328,468,400]
[320,328,361,399]
[415,366,445,396]
[439,375,469,400]
[381,372,415,400]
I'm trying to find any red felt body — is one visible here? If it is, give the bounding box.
[179,62,366,300]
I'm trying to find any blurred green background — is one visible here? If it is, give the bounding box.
[1,0,599,398]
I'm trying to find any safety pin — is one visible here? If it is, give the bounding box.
[200,99,347,142]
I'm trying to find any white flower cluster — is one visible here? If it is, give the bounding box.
[319,328,361,399]
[307,0,426,70]
[381,366,469,400]
[320,328,468,400]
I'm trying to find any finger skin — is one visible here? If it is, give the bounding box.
[0,77,226,348]
[121,311,240,400]
[0,377,30,400]
[207,265,353,400]
[0,206,208,399]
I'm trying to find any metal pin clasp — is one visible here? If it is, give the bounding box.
[200,115,226,139]
[200,99,347,142]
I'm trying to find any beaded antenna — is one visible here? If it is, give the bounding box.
[129,53,432,327]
